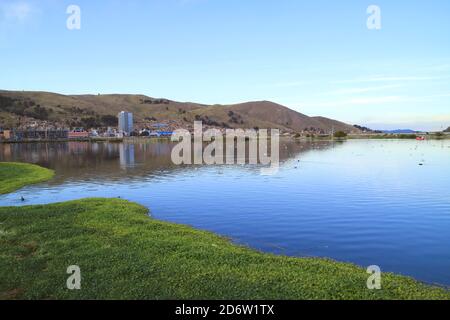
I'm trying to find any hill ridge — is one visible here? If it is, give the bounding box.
[0,90,358,133]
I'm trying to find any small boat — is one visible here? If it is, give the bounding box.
[416,136,426,141]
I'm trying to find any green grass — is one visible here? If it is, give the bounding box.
[0,162,54,194]
[0,198,449,300]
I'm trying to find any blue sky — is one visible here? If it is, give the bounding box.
[1,0,449,131]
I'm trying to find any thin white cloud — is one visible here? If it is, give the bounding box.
[302,89,450,110]
[420,63,450,72]
[300,96,406,108]
[334,75,442,84]
[1,1,32,23]
[329,84,403,95]
[270,81,308,88]
[347,96,405,105]
[420,93,450,99]
[363,114,450,131]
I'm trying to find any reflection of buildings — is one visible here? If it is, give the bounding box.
[119,143,135,168]
[0,140,339,183]
[118,111,133,136]
[68,142,90,153]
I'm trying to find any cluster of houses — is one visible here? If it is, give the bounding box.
[0,111,177,142]
[0,128,95,142]
[0,128,125,143]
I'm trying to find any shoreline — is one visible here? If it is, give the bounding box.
[0,162,449,299]
[1,132,450,144]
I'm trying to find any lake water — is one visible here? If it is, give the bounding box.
[1,139,450,286]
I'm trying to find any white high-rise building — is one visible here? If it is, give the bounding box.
[118,111,133,136]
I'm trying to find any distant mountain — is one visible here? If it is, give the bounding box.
[352,124,383,133]
[0,90,359,133]
[382,129,418,134]
[444,127,450,133]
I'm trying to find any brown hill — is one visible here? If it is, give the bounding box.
[0,90,358,133]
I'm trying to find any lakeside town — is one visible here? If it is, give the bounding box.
[1,111,449,143]
[0,111,174,142]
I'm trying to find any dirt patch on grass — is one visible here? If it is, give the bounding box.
[0,288,24,300]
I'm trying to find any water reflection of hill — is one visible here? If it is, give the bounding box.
[0,140,341,184]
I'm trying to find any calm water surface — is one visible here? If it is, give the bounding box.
[1,139,450,286]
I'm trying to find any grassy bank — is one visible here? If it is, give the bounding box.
[0,162,54,194]
[0,198,449,300]
[0,164,449,300]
